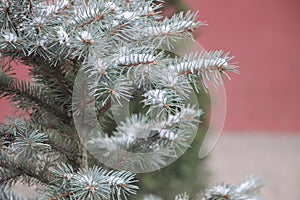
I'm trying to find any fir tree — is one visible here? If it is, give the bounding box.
[0,0,262,199]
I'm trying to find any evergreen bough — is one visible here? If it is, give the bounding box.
[0,0,262,199]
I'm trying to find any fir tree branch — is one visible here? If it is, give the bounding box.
[31,65,72,99]
[117,60,157,67]
[0,172,21,185]
[97,101,111,119]
[49,66,72,98]
[48,191,72,200]
[0,188,24,200]
[0,72,70,123]
[26,123,81,169]
[177,65,225,76]
[77,14,105,28]
[26,0,33,14]
[0,1,249,199]
[0,150,51,185]
[23,54,75,99]
[52,2,73,16]
[107,21,131,37]
[44,140,78,165]
[30,121,75,140]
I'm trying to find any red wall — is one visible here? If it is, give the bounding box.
[0,63,30,122]
[185,0,300,132]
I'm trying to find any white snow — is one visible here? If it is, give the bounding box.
[117,54,156,65]
[144,89,167,106]
[57,27,70,46]
[3,33,17,43]
[78,31,93,41]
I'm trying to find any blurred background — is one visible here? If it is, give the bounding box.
[183,0,300,199]
[1,0,299,199]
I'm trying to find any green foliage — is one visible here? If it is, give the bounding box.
[41,163,138,200]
